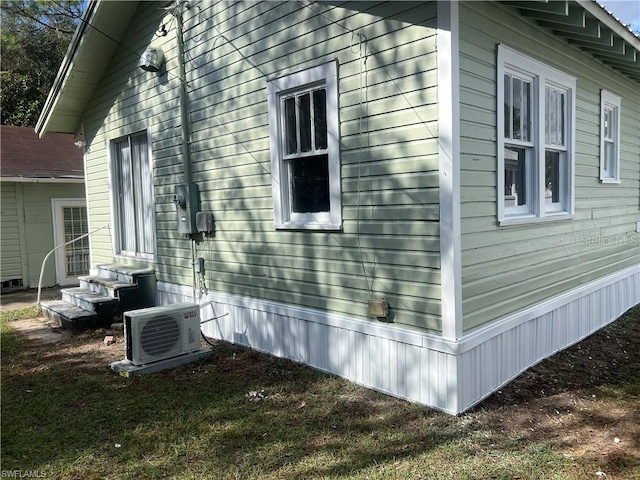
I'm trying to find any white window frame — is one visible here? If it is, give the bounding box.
[599,89,621,183]
[107,129,156,260]
[267,61,342,230]
[497,45,576,226]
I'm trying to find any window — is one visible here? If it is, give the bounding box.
[110,130,156,258]
[498,45,576,224]
[600,90,621,183]
[267,61,341,230]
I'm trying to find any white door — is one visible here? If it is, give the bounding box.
[51,199,90,286]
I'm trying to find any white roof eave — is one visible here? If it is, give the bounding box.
[581,0,640,47]
[35,1,139,137]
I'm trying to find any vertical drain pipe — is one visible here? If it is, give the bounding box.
[175,0,192,185]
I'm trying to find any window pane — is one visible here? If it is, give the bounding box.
[284,97,297,154]
[131,133,153,255]
[523,81,530,142]
[299,93,312,152]
[547,88,557,145]
[290,154,330,213]
[559,92,565,146]
[504,146,527,207]
[504,74,511,139]
[545,87,565,147]
[513,77,521,140]
[545,87,550,144]
[604,141,614,177]
[313,89,327,150]
[604,106,613,140]
[115,139,136,252]
[545,150,560,204]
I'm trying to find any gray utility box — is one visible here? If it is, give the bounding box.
[175,183,198,234]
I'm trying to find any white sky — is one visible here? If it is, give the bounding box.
[598,0,640,31]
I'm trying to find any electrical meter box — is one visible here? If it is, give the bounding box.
[174,183,198,234]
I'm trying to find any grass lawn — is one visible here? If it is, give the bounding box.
[1,305,638,479]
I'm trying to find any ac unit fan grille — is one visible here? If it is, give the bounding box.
[140,314,181,357]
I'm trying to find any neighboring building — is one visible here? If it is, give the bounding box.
[36,1,639,413]
[1,125,87,290]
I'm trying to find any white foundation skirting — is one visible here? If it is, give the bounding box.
[157,264,639,414]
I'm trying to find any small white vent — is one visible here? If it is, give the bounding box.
[124,303,201,365]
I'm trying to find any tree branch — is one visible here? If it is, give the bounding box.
[7,2,77,35]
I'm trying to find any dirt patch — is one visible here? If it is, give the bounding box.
[10,317,71,344]
[473,309,640,478]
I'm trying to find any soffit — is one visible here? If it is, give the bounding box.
[36,1,139,136]
[502,0,640,82]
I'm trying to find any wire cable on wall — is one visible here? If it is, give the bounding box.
[352,31,374,298]
[61,0,448,306]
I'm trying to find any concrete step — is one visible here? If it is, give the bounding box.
[41,300,102,330]
[61,287,118,315]
[78,273,156,315]
[78,275,137,297]
[46,264,158,331]
[96,264,155,284]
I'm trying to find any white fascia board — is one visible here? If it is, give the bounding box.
[437,0,463,341]
[580,0,640,49]
[1,177,85,184]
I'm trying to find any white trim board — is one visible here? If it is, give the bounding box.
[157,263,639,413]
[437,0,462,341]
[1,177,84,184]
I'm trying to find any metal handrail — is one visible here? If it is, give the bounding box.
[37,224,110,306]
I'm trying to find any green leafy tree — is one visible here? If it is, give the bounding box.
[1,1,82,127]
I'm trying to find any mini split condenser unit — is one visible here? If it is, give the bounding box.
[124,303,201,365]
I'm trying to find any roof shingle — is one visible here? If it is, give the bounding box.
[1,125,84,179]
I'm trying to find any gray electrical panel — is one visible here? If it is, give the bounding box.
[174,183,198,234]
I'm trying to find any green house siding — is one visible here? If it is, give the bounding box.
[0,181,85,288]
[82,1,443,333]
[1,183,24,282]
[459,2,640,332]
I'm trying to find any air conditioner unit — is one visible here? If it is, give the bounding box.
[124,303,201,366]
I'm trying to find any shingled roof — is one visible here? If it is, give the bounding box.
[1,125,84,180]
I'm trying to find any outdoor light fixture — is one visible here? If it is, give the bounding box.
[138,47,164,73]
